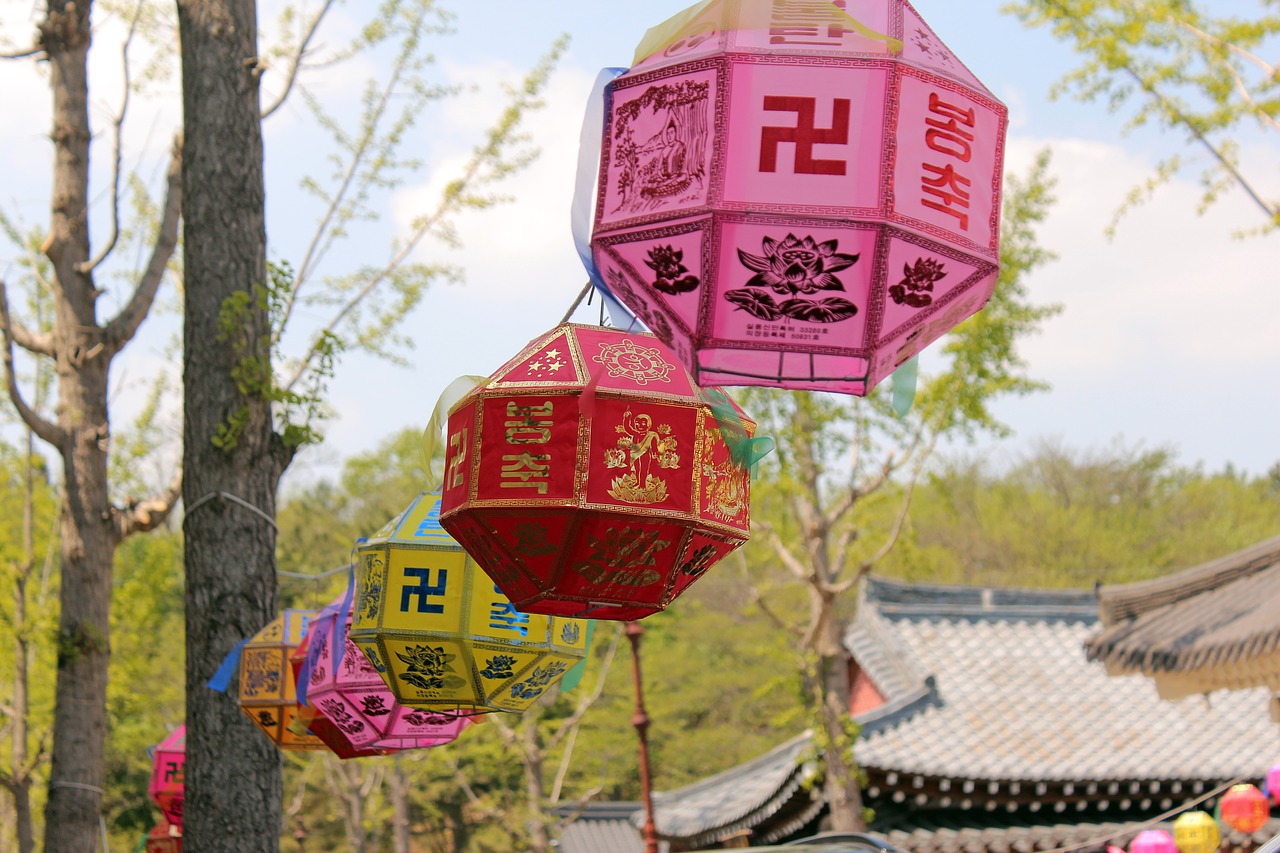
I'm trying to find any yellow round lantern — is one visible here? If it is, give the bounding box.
[238,609,326,750]
[349,492,588,713]
[1173,810,1220,853]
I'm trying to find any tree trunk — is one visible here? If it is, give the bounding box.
[40,0,122,848]
[815,608,864,833]
[391,754,412,853]
[178,1,285,850]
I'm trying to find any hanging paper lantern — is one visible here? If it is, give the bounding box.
[1267,763,1280,806]
[1173,811,1220,853]
[1130,830,1178,853]
[238,609,326,750]
[148,727,185,826]
[145,819,182,853]
[349,492,589,713]
[588,0,1006,395]
[290,626,390,759]
[439,323,760,620]
[295,601,475,756]
[1220,783,1270,834]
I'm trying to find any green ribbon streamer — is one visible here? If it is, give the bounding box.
[558,620,596,693]
[891,355,919,418]
[700,386,775,475]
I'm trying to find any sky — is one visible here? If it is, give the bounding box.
[0,0,1277,492]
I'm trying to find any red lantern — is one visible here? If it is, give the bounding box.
[440,323,758,620]
[1220,783,1270,834]
[589,0,1006,395]
[145,820,182,853]
[147,727,185,826]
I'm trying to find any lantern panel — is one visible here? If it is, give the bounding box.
[442,324,756,620]
[1173,811,1220,853]
[148,727,185,827]
[1130,830,1177,853]
[145,820,182,853]
[349,493,589,713]
[238,610,326,751]
[591,0,1007,396]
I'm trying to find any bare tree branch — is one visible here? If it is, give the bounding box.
[758,519,813,582]
[112,470,182,539]
[547,625,622,754]
[102,138,182,357]
[0,281,65,449]
[77,2,145,275]
[260,0,339,120]
[0,46,43,60]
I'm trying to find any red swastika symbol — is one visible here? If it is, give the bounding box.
[758,96,851,176]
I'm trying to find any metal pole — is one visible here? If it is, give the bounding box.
[627,621,660,853]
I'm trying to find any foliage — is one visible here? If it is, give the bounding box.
[883,439,1280,587]
[1004,0,1280,234]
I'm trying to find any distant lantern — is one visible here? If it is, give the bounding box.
[1130,830,1178,853]
[439,322,761,620]
[1173,811,1220,853]
[238,610,326,750]
[589,0,1006,395]
[296,601,475,756]
[349,492,589,713]
[1268,763,1280,805]
[1220,783,1270,834]
[148,727,185,827]
[145,820,181,853]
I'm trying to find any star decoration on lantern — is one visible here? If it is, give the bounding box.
[526,347,567,376]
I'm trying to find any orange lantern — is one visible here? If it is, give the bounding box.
[145,819,181,853]
[439,322,763,620]
[1220,783,1270,834]
[238,610,326,750]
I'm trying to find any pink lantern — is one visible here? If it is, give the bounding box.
[290,629,389,759]
[147,727,185,827]
[298,600,474,756]
[1267,763,1280,806]
[590,0,1006,395]
[1130,830,1177,853]
[1220,783,1270,834]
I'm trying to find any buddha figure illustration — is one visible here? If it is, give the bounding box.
[639,118,693,200]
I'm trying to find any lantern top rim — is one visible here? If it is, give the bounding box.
[361,491,466,552]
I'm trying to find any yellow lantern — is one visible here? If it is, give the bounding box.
[238,610,326,750]
[1173,810,1221,853]
[349,492,588,713]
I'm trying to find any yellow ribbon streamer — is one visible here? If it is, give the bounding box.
[634,0,903,66]
[420,375,491,493]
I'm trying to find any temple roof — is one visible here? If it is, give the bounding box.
[640,576,1278,847]
[1086,535,1280,698]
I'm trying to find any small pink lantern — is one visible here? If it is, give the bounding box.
[1267,763,1280,806]
[1220,783,1270,834]
[1130,829,1177,853]
[590,0,1006,395]
[298,600,474,756]
[148,727,185,826]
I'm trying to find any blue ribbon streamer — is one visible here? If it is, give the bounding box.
[891,355,919,417]
[207,638,249,692]
[571,66,640,330]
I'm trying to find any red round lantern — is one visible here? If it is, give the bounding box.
[440,323,759,620]
[589,0,1006,395]
[147,727,185,826]
[1220,783,1270,834]
[145,819,182,853]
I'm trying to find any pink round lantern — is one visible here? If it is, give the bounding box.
[290,629,390,759]
[147,727,185,827]
[589,0,1006,395]
[1267,763,1280,806]
[1130,829,1177,853]
[1220,783,1270,834]
[298,600,474,756]
[440,323,760,620]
